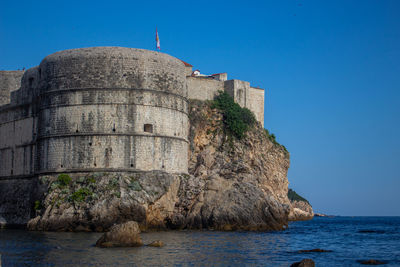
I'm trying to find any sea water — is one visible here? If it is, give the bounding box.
[0,217,399,266]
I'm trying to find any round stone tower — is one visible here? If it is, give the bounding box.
[35,47,188,174]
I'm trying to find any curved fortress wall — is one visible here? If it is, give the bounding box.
[36,47,188,174]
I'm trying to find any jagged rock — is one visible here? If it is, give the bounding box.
[290,259,315,267]
[287,189,314,221]
[95,221,143,248]
[288,200,314,221]
[147,240,164,247]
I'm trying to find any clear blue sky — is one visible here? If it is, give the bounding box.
[1,0,399,216]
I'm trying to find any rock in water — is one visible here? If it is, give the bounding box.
[147,240,164,247]
[95,221,143,248]
[357,259,388,265]
[290,259,315,267]
[298,249,332,253]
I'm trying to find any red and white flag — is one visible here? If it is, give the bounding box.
[156,28,160,50]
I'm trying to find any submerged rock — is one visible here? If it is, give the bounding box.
[95,221,143,248]
[298,249,332,253]
[290,259,315,267]
[147,240,164,247]
[357,259,388,265]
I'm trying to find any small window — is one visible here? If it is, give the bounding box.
[144,124,153,133]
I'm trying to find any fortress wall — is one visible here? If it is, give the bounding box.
[0,103,36,178]
[0,71,24,106]
[224,79,250,108]
[0,178,38,226]
[36,135,187,173]
[249,87,265,127]
[9,68,40,105]
[36,47,188,174]
[36,100,188,173]
[134,136,187,172]
[38,90,188,137]
[39,47,187,97]
[38,104,188,137]
[187,77,224,101]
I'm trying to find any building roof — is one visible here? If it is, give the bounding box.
[179,59,193,67]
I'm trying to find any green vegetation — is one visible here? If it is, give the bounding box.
[87,176,96,184]
[288,189,309,204]
[212,91,256,139]
[128,180,142,191]
[107,177,120,190]
[57,174,72,186]
[70,187,92,202]
[264,129,288,154]
[34,200,42,210]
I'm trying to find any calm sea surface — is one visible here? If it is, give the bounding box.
[0,217,399,266]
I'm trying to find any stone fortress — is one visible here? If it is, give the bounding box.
[0,47,264,182]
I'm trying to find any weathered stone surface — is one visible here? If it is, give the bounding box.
[172,100,290,230]
[28,172,172,231]
[0,70,24,105]
[95,221,143,247]
[0,178,39,227]
[289,200,314,221]
[290,259,315,267]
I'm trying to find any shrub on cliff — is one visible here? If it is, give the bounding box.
[264,129,289,154]
[70,187,92,202]
[288,189,309,204]
[212,91,256,139]
[57,174,72,187]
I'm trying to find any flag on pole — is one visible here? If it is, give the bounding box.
[156,27,160,50]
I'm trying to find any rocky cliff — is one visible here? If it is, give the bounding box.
[28,99,304,231]
[287,189,314,221]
